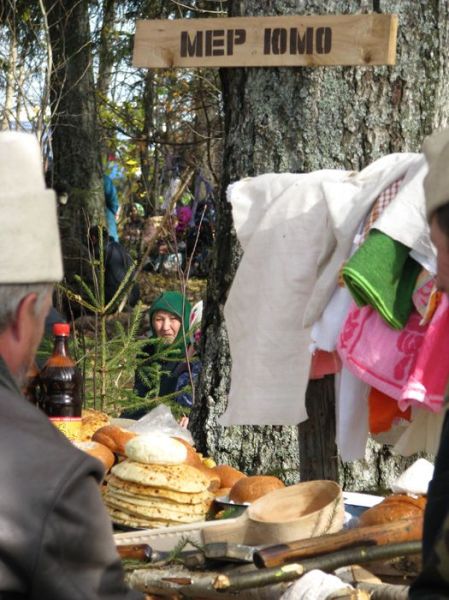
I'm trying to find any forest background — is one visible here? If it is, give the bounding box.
[1,0,448,491]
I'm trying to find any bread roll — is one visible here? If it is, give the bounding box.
[229,475,285,504]
[92,425,137,456]
[74,440,115,473]
[212,464,246,489]
[214,487,231,498]
[358,493,427,527]
[125,434,188,465]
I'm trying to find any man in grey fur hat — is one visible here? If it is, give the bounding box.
[410,129,449,598]
[0,131,143,599]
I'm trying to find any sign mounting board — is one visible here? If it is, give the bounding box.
[133,14,398,69]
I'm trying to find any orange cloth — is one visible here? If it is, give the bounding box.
[369,387,412,434]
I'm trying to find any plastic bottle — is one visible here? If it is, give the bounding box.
[22,361,41,406]
[40,323,82,441]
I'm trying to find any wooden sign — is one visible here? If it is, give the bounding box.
[133,14,398,69]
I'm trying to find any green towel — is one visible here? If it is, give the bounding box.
[342,229,422,330]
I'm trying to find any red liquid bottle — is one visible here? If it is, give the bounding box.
[40,323,82,441]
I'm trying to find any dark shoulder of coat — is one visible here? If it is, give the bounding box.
[409,411,449,598]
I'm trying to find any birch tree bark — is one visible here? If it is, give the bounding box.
[1,32,17,130]
[191,0,449,488]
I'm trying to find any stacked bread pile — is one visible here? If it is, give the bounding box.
[103,434,216,529]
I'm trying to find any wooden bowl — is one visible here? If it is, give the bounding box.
[203,479,344,546]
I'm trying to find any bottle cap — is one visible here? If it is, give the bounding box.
[52,322,70,336]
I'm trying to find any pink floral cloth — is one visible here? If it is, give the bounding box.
[399,294,449,412]
[337,302,427,401]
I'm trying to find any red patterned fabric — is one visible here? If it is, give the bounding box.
[358,176,405,246]
[399,294,449,413]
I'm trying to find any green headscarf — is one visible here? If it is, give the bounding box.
[149,291,192,345]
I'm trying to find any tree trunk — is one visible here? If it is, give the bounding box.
[1,31,17,130]
[140,69,156,214]
[97,0,116,101]
[44,0,103,288]
[192,0,449,486]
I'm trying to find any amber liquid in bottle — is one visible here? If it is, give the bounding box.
[40,323,82,441]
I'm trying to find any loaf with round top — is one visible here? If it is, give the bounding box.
[229,475,285,504]
[74,440,115,473]
[358,493,426,527]
[212,464,246,489]
[214,487,232,498]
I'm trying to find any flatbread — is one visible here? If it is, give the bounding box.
[104,489,210,518]
[105,487,211,514]
[108,475,214,504]
[108,507,178,529]
[111,460,212,493]
[104,496,207,523]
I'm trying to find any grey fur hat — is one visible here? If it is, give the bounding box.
[422,128,449,220]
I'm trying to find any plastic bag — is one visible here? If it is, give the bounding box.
[125,404,194,445]
[280,569,353,600]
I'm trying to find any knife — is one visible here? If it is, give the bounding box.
[203,541,257,563]
[116,543,153,562]
[253,516,423,568]
[117,541,257,566]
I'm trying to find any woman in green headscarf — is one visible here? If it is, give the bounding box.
[124,291,200,420]
[148,290,191,346]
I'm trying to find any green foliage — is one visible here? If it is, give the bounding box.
[74,306,147,415]
[56,236,193,418]
[130,337,194,420]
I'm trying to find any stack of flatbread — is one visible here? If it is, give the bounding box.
[103,434,215,529]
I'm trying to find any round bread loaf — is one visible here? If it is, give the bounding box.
[212,464,246,489]
[125,434,188,465]
[229,475,285,504]
[92,425,137,456]
[172,436,204,467]
[358,493,427,527]
[74,440,115,473]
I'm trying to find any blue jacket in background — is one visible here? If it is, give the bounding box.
[104,174,119,241]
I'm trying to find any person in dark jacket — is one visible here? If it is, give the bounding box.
[123,291,200,420]
[89,225,140,308]
[409,129,449,599]
[0,131,143,599]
